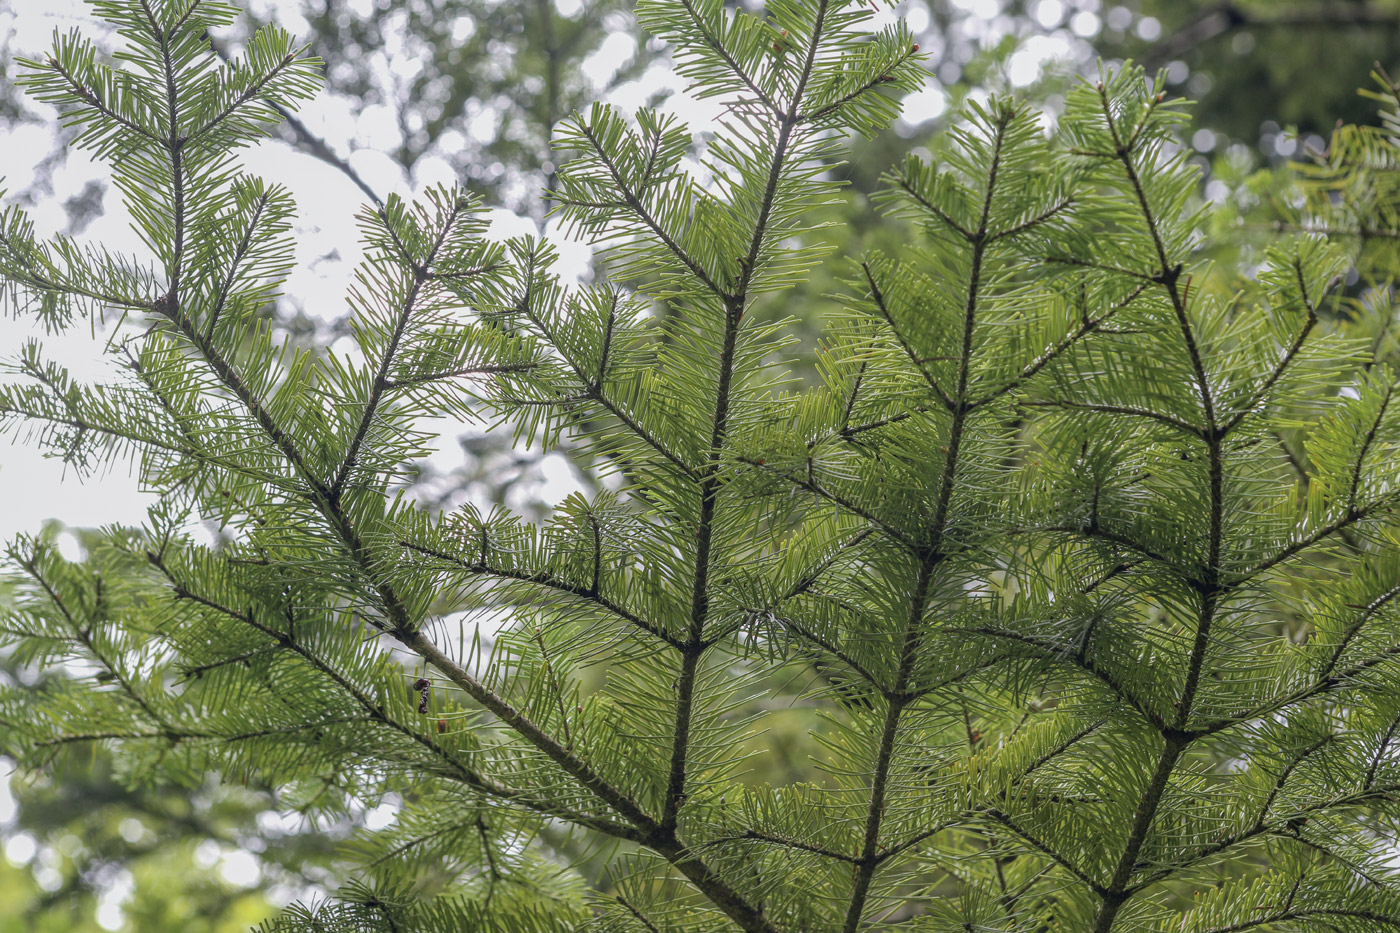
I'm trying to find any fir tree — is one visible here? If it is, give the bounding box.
[4,1,1400,930]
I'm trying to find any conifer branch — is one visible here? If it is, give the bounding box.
[768,615,887,693]
[13,5,1400,926]
[574,120,728,299]
[1256,736,1332,825]
[888,175,976,241]
[132,116,679,882]
[205,32,386,210]
[1044,254,1160,282]
[972,282,1148,408]
[844,102,1016,933]
[41,56,167,146]
[1126,780,1400,895]
[1018,399,1204,436]
[737,455,919,551]
[1243,381,1399,580]
[1366,707,1400,790]
[204,189,269,337]
[144,0,188,291]
[0,403,250,482]
[145,553,644,841]
[1200,908,1400,933]
[1090,80,1228,930]
[330,200,465,500]
[798,47,921,125]
[836,405,930,438]
[380,361,538,391]
[1197,580,1400,734]
[709,829,860,864]
[984,807,1109,897]
[16,554,170,731]
[967,626,1167,731]
[399,540,683,648]
[1218,257,1322,433]
[518,290,698,479]
[663,0,828,853]
[676,0,781,117]
[185,49,304,145]
[0,255,159,312]
[860,261,956,411]
[136,156,773,925]
[616,894,665,933]
[988,199,1075,243]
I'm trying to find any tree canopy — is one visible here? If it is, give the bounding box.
[4,1,1400,931]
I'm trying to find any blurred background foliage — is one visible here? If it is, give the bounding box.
[1,0,1398,928]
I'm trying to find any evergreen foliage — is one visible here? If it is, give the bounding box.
[3,1,1400,930]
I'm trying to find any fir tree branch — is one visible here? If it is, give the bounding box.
[1219,256,1322,434]
[1126,780,1400,894]
[1198,908,1400,933]
[0,402,261,484]
[518,289,698,479]
[767,615,887,693]
[706,829,861,864]
[380,361,538,391]
[736,455,920,551]
[983,807,1110,897]
[0,256,159,312]
[888,174,975,241]
[860,261,956,411]
[972,281,1148,409]
[798,46,921,125]
[145,553,643,841]
[1030,523,1176,572]
[844,102,1016,933]
[988,199,1075,243]
[204,189,269,337]
[574,119,728,299]
[957,695,1019,925]
[1018,399,1204,436]
[1044,254,1159,282]
[615,894,664,933]
[676,0,781,117]
[1366,707,1400,790]
[1089,80,1227,930]
[876,719,1108,866]
[1242,381,1398,580]
[185,47,304,146]
[1346,380,1394,517]
[966,626,1167,731]
[143,0,188,290]
[41,55,167,146]
[330,199,465,499]
[838,405,927,438]
[399,540,683,649]
[39,717,374,748]
[1256,736,1333,825]
[665,0,830,848]
[205,32,386,210]
[134,130,772,924]
[1197,580,1400,734]
[16,554,171,731]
